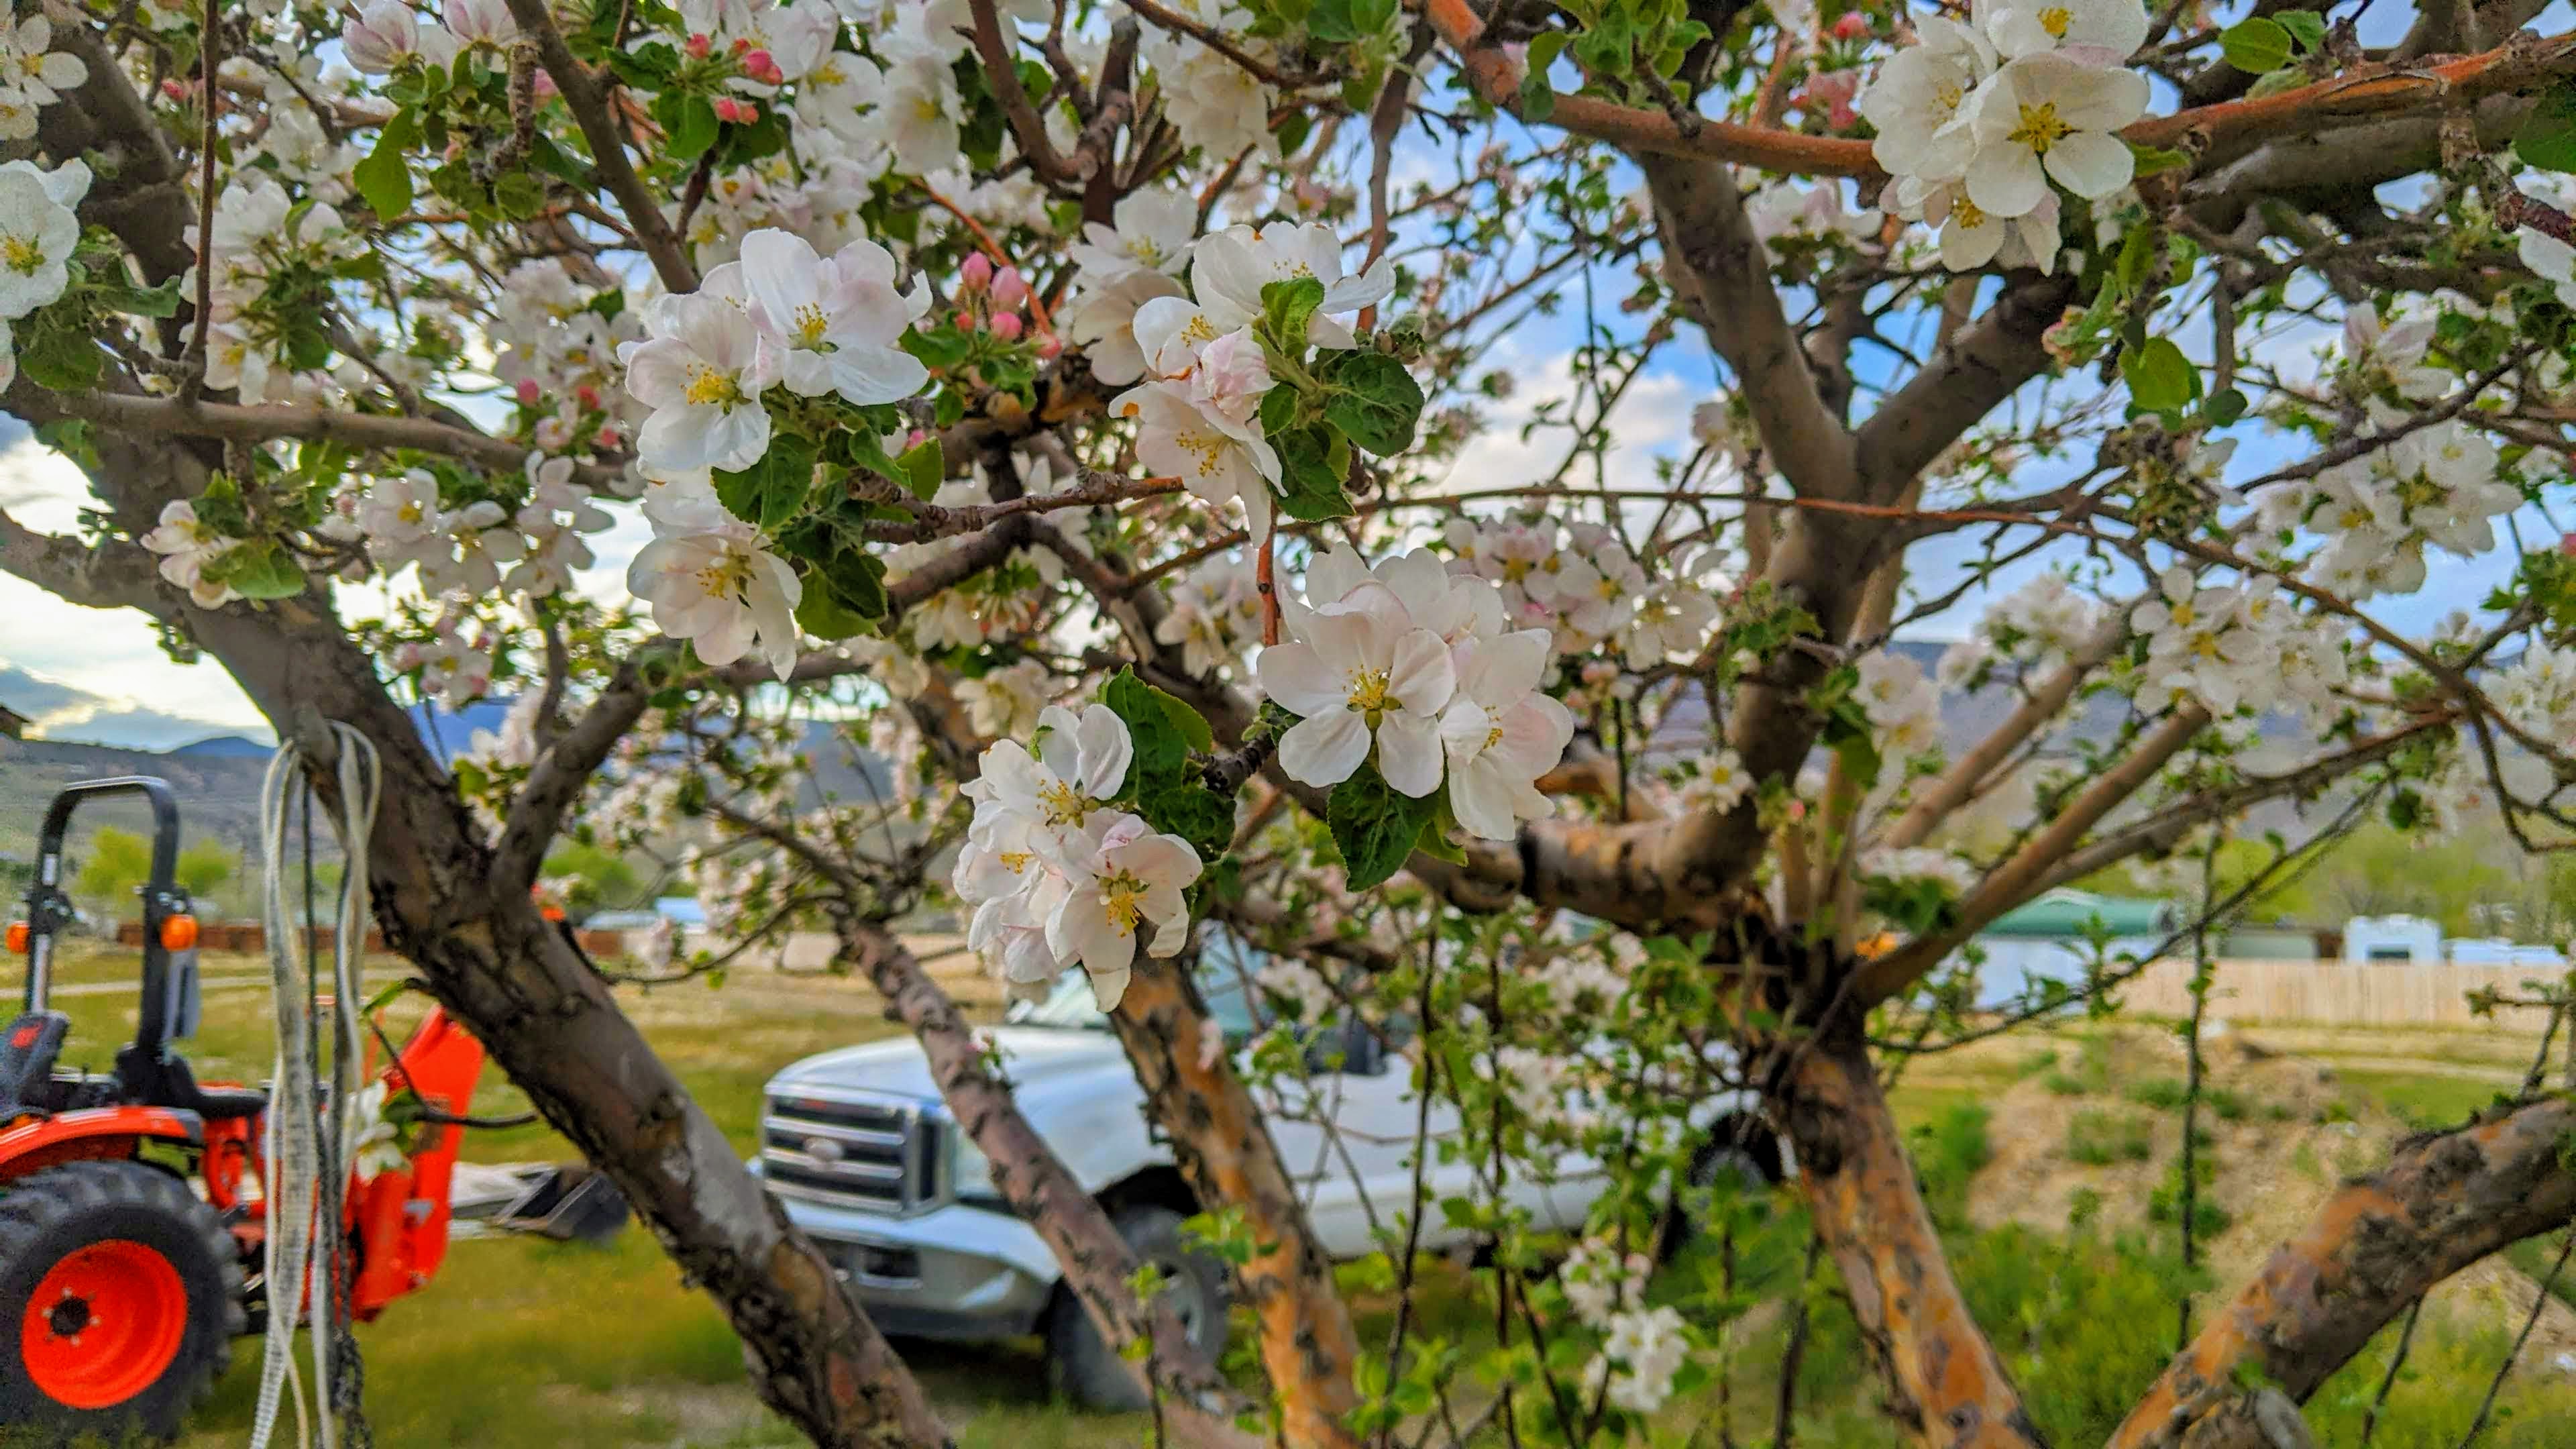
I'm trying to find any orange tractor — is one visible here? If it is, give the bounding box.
[0,776,488,1441]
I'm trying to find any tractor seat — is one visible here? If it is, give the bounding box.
[112,1042,270,1121]
[0,1011,70,1116]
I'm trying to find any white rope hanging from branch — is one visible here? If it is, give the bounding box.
[248,722,380,1449]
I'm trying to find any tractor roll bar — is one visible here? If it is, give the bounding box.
[21,778,191,1046]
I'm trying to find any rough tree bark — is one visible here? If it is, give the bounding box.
[1110,954,1368,1449]
[1768,1031,2049,1449]
[2111,1094,2576,1448]
[829,918,1260,1449]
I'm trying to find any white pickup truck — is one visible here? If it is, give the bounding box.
[750,935,1782,1409]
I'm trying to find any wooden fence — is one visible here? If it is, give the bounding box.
[2118,958,2571,1027]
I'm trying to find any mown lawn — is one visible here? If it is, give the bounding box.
[7,943,2574,1446]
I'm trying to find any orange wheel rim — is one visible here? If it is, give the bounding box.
[19,1240,187,1409]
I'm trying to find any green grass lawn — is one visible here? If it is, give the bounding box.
[7,946,2574,1447]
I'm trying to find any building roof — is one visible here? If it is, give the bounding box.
[1983,888,2174,940]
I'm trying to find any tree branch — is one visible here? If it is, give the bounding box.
[2110,1093,2576,1448]
[496,0,699,293]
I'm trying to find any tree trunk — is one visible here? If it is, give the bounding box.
[7,392,958,1446]
[1770,1034,2047,1449]
[831,918,1259,1449]
[2109,1093,2576,1448]
[1110,954,1366,1449]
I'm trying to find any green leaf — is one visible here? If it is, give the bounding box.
[354,108,419,221]
[2123,337,2197,413]
[658,93,720,162]
[794,576,873,640]
[1103,668,1188,787]
[211,539,309,600]
[2206,386,2248,427]
[1326,763,1439,890]
[2219,17,2292,74]
[1317,351,1424,457]
[34,418,96,471]
[97,276,184,318]
[2127,142,2191,179]
[2273,10,2326,51]
[492,169,547,220]
[1141,780,1232,859]
[1305,0,1360,43]
[713,435,816,533]
[896,437,944,500]
[815,549,888,623]
[1261,276,1326,352]
[1150,685,1215,752]
[17,323,99,390]
[1348,0,1395,34]
[1273,425,1354,522]
[2519,83,2576,173]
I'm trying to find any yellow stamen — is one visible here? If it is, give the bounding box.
[2038,5,2072,38]
[1346,667,1391,712]
[684,364,741,407]
[1036,778,1092,827]
[2010,101,2071,156]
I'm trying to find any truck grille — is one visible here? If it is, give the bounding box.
[760,1088,942,1216]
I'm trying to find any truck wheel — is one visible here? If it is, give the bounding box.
[1046,1203,1229,1413]
[1660,1118,1783,1261]
[0,1161,244,1443]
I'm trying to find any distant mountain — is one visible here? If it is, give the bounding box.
[169,734,271,759]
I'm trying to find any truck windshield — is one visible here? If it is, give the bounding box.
[1002,929,1266,1038]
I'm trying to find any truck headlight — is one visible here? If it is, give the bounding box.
[949,1130,1003,1207]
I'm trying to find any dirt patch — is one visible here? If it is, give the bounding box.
[1962,1024,2576,1364]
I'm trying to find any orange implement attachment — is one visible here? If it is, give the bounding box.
[19,1239,189,1408]
[157,914,199,951]
[349,1005,484,1320]
[4,921,24,954]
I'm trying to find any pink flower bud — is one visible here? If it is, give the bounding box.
[574,384,601,409]
[959,252,993,291]
[729,35,752,54]
[2561,534,2576,557]
[991,266,1029,307]
[741,48,771,74]
[733,99,759,122]
[907,429,928,447]
[988,311,1024,341]
[533,70,558,100]
[514,378,541,405]
[712,97,741,123]
[683,32,712,58]
[953,308,980,332]
[594,425,621,451]
[1036,333,1063,360]
[1831,11,1870,39]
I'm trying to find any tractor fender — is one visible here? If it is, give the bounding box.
[0,1107,201,1185]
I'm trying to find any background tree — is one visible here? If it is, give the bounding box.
[3,0,2576,1446]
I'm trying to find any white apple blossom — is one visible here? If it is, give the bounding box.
[1069,186,1199,279]
[1116,379,1281,545]
[1984,0,2147,65]
[740,229,930,405]
[1858,16,1992,180]
[2518,226,2576,309]
[626,527,804,678]
[1040,812,1203,1009]
[341,1,458,74]
[139,500,241,608]
[1962,54,2147,219]
[1260,584,1458,796]
[1439,629,1574,840]
[620,292,782,472]
[0,167,78,319]
[1064,269,1189,386]
[958,658,1055,739]
[972,704,1136,847]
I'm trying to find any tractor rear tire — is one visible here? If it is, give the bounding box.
[0,1161,244,1444]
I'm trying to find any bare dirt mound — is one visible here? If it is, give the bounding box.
[1964,1024,2576,1366]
